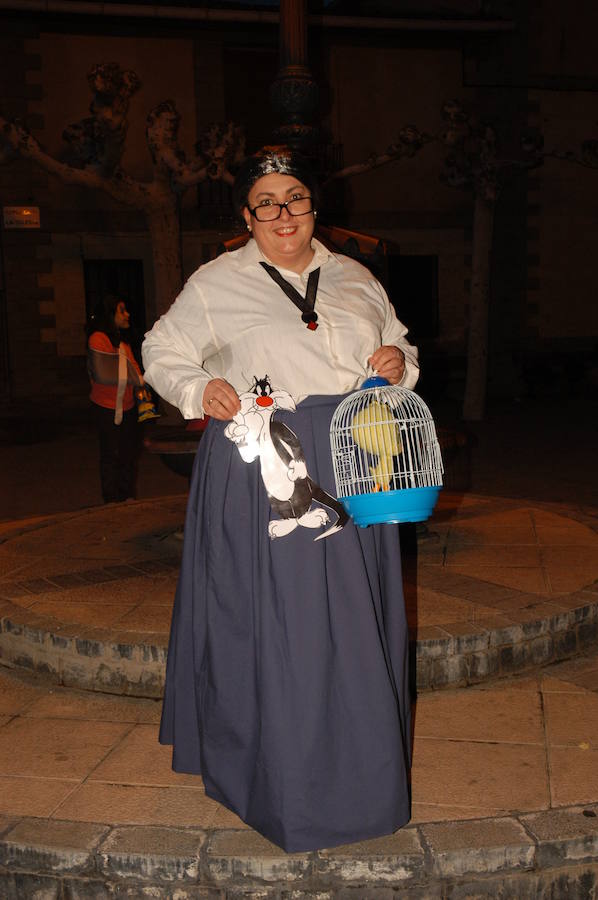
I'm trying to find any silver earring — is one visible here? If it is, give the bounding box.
[246,224,251,231]
[313,211,318,218]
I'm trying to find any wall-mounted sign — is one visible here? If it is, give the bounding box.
[3,206,41,229]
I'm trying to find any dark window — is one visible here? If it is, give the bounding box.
[387,254,439,342]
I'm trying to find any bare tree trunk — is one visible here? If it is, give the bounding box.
[462,191,495,421]
[146,202,184,319]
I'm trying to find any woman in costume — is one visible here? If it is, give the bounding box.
[142,146,419,852]
[87,294,142,503]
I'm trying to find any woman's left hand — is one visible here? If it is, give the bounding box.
[368,345,405,385]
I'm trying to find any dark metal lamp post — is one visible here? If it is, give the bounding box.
[269,0,319,152]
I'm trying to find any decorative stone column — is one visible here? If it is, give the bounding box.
[269,0,318,150]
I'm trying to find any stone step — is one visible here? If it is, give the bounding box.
[1,807,598,898]
[1,578,597,697]
[1,495,597,696]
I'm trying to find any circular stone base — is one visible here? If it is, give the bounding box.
[0,495,597,696]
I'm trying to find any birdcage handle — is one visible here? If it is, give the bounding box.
[360,375,390,389]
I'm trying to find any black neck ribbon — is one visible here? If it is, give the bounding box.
[260,262,320,331]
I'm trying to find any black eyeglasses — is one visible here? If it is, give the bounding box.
[248,196,314,222]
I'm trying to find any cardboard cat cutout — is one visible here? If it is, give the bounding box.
[224,377,349,541]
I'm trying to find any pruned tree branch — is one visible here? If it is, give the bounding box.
[197,121,246,186]
[543,148,598,169]
[0,115,146,205]
[62,62,141,176]
[323,126,434,184]
[146,100,209,189]
[0,61,246,319]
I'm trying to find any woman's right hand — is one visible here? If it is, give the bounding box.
[203,378,241,421]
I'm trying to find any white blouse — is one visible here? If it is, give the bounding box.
[142,238,419,419]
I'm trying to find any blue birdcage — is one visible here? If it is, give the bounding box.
[330,377,443,526]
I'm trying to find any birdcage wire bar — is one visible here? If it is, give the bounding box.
[330,386,444,499]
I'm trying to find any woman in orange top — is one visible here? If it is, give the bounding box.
[87,294,142,503]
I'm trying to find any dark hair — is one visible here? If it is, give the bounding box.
[87,293,126,347]
[232,145,320,213]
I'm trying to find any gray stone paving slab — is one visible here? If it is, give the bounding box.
[206,829,312,884]
[98,825,205,881]
[522,805,598,867]
[0,819,109,874]
[316,829,424,884]
[421,817,535,877]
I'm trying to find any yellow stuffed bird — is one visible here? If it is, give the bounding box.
[350,401,402,492]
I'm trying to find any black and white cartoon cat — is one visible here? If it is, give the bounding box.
[224,376,349,541]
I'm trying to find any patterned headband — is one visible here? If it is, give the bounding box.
[233,145,318,210]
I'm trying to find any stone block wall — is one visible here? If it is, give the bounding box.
[0,21,59,400]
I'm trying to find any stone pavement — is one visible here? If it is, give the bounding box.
[1,646,598,895]
[0,487,598,895]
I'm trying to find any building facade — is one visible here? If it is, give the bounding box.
[1,0,596,406]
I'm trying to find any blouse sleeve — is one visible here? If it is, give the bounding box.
[141,278,215,419]
[376,281,420,389]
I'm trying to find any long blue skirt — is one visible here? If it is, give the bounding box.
[159,393,412,852]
